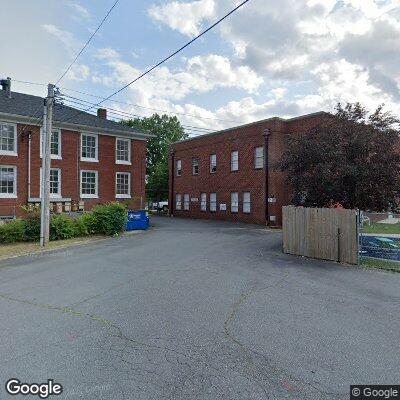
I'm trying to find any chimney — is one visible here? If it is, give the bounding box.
[97,108,107,119]
[0,77,11,98]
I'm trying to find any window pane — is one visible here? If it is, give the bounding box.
[82,135,97,159]
[201,193,207,211]
[176,194,182,210]
[231,151,238,171]
[0,166,15,194]
[117,139,130,162]
[210,193,217,211]
[50,169,60,195]
[51,131,60,156]
[231,192,239,212]
[255,147,263,169]
[210,154,217,173]
[81,171,97,195]
[243,192,251,213]
[184,194,190,210]
[0,124,15,152]
[116,173,130,195]
[192,158,199,175]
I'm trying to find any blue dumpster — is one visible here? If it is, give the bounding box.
[126,210,149,231]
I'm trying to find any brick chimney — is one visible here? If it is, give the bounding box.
[0,77,11,98]
[97,108,107,119]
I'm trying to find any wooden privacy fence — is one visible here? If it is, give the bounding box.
[282,206,359,265]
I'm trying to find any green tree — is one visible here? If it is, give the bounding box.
[281,103,400,211]
[122,114,188,200]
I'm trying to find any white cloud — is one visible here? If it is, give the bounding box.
[148,0,215,37]
[41,24,81,55]
[67,2,91,20]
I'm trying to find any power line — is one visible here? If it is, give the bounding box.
[55,0,120,86]
[56,0,251,125]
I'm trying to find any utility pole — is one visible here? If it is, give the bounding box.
[40,84,55,247]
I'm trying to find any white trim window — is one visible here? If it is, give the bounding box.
[0,122,17,156]
[116,172,131,198]
[210,154,217,173]
[80,170,98,198]
[184,194,190,210]
[40,129,62,159]
[231,192,239,213]
[243,192,251,213]
[192,158,199,175]
[81,133,98,162]
[231,150,239,171]
[255,146,264,169]
[0,165,17,198]
[116,137,131,165]
[176,194,182,210]
[40,168,62,198]
[176,160,182,176]
[200,193,207,211]
[210,193,217,212]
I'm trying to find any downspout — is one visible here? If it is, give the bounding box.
[263,129,271,226]
[170,149,175,217]
[28,131,32,199]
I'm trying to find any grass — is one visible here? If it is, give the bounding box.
[361,257,400,272]
[0,235,107,261]
[362,222,400,235]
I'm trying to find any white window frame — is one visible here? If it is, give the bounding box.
[0,165,17,198]
[255,146,264,169]
[176,194,182,210]
[81,133,98,162]
[40,128,62,159]
[0,122,17,156]
[192,158,199,175]
[243,192,251,214]
[201,193,207,211]
[184,194,190,210]
[231,150,239,171]
[210,193,217,212]
[176,160,182,176]
[80,170,99,198]
[115,172,131,199]
[231,192,239,213]
[115,137,131,165]
[40,168,62,198]
[210,154,217,174]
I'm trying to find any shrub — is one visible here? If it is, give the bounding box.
[50,215,75,241]
[91,203,127,235]
[79,212,98,235]
[24,210,41,242]
[0,219,26,243]
[72,216,89,237]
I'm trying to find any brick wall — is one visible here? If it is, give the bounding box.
[0,123,147,217]
[170,113,329,226]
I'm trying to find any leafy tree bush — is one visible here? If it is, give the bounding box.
[281,103,400,211]
[50,215,76,241]
[72,216,89,237]
[24,210,41,242]
[0,220,26,243]
[91,203,127,235]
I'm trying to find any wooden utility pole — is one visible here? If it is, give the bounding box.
[40,84,55,247]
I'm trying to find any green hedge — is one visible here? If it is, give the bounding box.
[0,202,128,244]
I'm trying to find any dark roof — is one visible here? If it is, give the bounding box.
[0,90,150,138]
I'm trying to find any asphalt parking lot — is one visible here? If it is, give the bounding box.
[0,216,399,399]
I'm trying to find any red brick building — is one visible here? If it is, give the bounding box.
[169,112,330,226]
[0,80,151,218]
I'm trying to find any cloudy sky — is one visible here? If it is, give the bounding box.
[1,0,400,132]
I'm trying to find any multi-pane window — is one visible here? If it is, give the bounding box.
[116,172,131,198]
[0,123,17,155]
[50,169,61,196]
[184,194,190,210]
[176,194,182,210]
[231,151,239,171]
[80,170,98,198]
[177,160,182,176]
[201,193,207,211]
[255,146,264,169]
[210,154,217,173]
[0,166,16,197]
[231,192,239,213]
[210,193,217,212]
[116,138,131,164]
[81,134,98,161]
[40,130,61,158]
[192,158,199,175]
[243,192,251,213]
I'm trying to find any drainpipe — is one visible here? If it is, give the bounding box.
[28,131,32,199]
[263,129,271,226]
[170,149,175,217]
